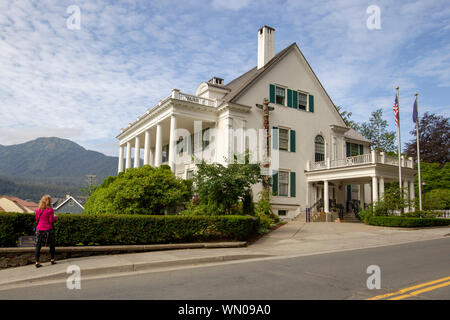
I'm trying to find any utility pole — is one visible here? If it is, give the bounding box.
[85,174,97,196]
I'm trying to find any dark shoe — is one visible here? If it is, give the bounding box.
[50,260,57,265]
[35,263,42,268]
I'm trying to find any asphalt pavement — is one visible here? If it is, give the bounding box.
[1,237,448,300]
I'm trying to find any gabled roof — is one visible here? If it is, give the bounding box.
[0,196,38,212]
[54,195,84,211]
[222,42,348,126]
[344,129,372,144]
[223,43,296,103]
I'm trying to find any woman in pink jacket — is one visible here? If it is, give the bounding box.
[35,195,58,268]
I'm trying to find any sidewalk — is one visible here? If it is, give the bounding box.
[1,222,449,289]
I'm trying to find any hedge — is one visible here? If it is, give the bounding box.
[0,212,259,247]
[366,216,450,228]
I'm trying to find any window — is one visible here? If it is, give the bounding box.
[186,170,194,180]
[275,86,285,105]
[273,127,295,152]
[162,144,169,163]
[315,135,325,162]
[279,128,289,151]
[176,137,185,156]
[298,92,307,110]
[278,210,287,216]
[346,142,363,157]
[278,171,289,196]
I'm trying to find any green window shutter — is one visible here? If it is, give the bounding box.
[287,89,293,108]
[269,84,275,103]
[292,91,298,109]
[272,171,278,196]
[272,127,279,150]
[290,130,296,152]
[290,171,296,197]
[346,142,350,157]
[309,94,314,112]
[359,144,364,155]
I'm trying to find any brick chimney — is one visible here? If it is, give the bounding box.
[257,25,275,69]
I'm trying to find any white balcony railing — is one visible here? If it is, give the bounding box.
[170,89,217,107]
[307,151,414,171]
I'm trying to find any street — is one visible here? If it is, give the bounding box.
[1,237,449,300]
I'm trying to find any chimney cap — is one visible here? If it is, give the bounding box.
[259,25,275,33]
[208,77,224,85]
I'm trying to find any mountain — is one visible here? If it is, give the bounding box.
[0,137,118,202]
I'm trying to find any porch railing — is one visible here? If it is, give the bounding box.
[307,150,415,171]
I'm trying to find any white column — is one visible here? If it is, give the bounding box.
[403,179,409,212]
[379,177,385,201]
[409,181,415,210]
[372,176,378,204]
[359,183,365,210]
[168,115,177,171]
[306,182,311,207]
[126,141,132,170]
[324,180,329,214]
[134,136,140,168]
[144,130,151,166]
[225,117,233,163]
[154,124,162,167]
[118,145,124,173]
[149,147,154,166]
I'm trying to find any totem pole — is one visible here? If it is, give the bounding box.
[256,98,274,201]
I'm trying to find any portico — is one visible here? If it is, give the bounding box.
[116,89,251,178]
[305,150,416,216]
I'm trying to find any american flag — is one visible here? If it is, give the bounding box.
[393,94,399,126]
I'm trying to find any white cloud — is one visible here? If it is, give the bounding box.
[211,0,253,11]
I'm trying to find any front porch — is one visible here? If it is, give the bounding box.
[305,150,416,221]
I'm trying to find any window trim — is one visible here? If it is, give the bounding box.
[278,127,289,151]
[297,90,309,111]
[314,135,325,162]
[275,126,294,152]
[274,84,287,106]
[277,169,290,197]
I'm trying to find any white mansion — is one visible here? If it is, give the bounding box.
[116,26,416,221]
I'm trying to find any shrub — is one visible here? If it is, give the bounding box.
[0,212,258,247]
[423,189,450,210]
[366,215,450,228]
[254,190,279,232]
[84,165,192,215]
[357,207,373,223]
[193,156,262,214]
[401,210,441,218]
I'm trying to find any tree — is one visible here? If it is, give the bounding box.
[193,155,262,215]
[335,106,360,130]
[413,162,450,210]
[405,112,449,165]
[359,109,396,152]
[84,165,192,215]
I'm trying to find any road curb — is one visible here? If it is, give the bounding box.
[0,253,271,288]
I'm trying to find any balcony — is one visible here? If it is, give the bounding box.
[307,150,414,172]
[170,89,220,108]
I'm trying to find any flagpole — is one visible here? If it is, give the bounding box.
[415,92,423,211]
[396,86,402,194]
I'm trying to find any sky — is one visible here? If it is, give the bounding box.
[0,0,449,156]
